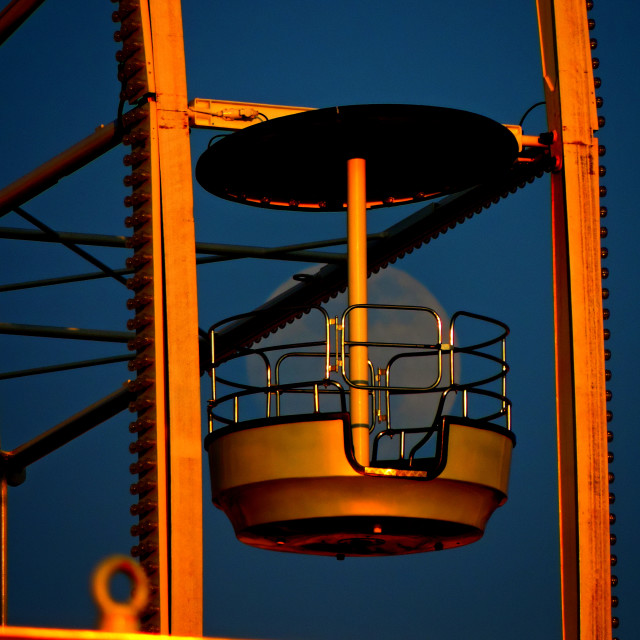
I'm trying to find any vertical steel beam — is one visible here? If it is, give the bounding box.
[147,2,203,635]
[536,1,611,638]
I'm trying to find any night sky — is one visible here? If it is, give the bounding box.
[1,1,639,639]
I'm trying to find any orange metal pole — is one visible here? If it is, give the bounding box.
[347,157,369,466]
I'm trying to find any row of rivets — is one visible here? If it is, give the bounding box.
[588,1,619,633]
[113,0,162,631]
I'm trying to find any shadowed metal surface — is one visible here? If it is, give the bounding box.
[195,104,519,211]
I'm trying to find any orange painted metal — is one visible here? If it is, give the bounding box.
[188,98,314,130]
[346,157,370,466]
[146,1,203,635]
[0,628,246,640]
[1,472,6,625]
[116,0,202,633]
[91,557,149,633]
[537,1,611,638]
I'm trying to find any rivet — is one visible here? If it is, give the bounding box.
[126,315,153,330]
[130,480,157,496]
[130,500,157,516]
[129,417,155,433]
[130,541,158,558]
[126,295,153,311]
[129,459,156,475]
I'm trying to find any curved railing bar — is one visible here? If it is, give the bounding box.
[208,305,510,462]
[385,350,443,390]
[209,379,348,427]
[450,310,509,351]
[458,387,512,427]
[407,387,459,464]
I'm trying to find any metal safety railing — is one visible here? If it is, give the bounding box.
[206,305,510,463]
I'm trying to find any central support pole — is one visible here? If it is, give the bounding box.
[347,157,370,466]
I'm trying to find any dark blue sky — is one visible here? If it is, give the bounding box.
[1,1,638,638]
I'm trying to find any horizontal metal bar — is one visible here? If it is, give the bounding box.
[14,207,128,285]
[0,121,121,216]
[196,236,350,255]
[189,100,541,156]
[0,323,132,342]
[0,226,347,262]
[0,354,133,381]
[0,226,128,247]
[196,243,345,263]
[0,267,133,292]
[0,385,135,483]
[1,242,346,291]
[188,98,314,130]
